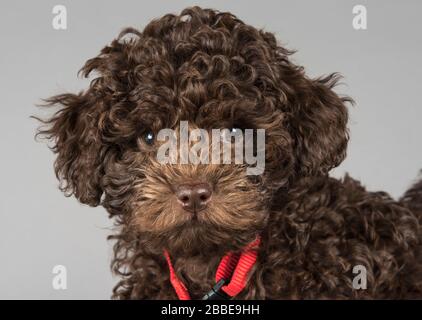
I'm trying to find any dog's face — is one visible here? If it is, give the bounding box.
[38,7,349,255]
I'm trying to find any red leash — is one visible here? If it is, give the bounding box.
[164,237,261,300]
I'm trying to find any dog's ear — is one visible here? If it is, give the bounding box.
[35,32,148,207]
[37,90,107,206]
[287,73,351,176]
[36,37,138,206]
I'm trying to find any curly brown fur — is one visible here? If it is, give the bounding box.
[35,7,422,299]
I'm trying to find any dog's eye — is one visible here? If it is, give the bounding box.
[230,127,242,134]
[144,131,155,145]
[221,126,244,143]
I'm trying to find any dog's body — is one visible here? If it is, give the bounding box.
[37,7,422,299]
[111,175,422,299]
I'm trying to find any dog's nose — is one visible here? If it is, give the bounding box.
[175,183,212,213]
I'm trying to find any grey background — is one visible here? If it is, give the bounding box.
[0,0,421,299]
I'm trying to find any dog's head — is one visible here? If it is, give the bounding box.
[37,7,349,255]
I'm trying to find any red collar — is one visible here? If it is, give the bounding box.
[164,236,261,300]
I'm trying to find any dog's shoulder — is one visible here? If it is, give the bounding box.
[263,174,422,298]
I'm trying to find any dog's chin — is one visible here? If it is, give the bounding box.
[150,219,261,257]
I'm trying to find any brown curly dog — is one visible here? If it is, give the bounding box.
[36,7,422,299]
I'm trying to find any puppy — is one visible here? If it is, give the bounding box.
[37,7,422,299]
